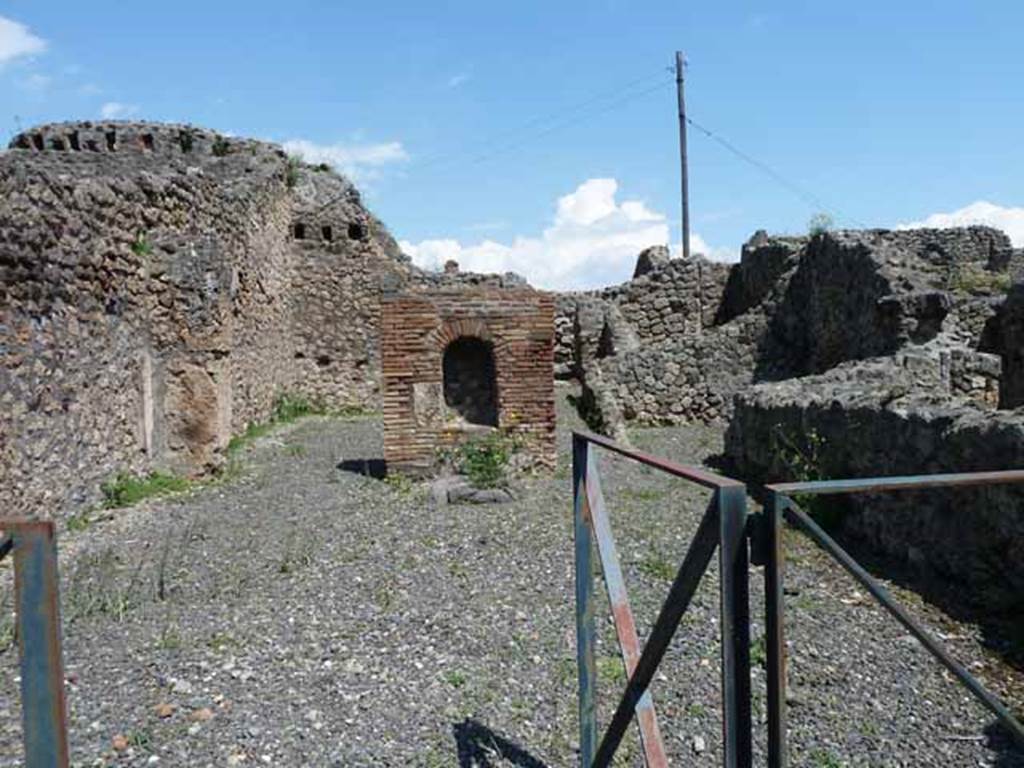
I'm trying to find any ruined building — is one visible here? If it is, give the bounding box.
[2,120,1021,616]
[0,121,548,515]
[556,228,1024,614]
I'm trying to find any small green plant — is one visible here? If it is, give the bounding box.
[622,487,664,502]
[770,425,842,529]
[948,264,1012,296]
[131,232,152,257]
[66,511,92,533]
[65,548,144,623]
[177,128,196,153]
[596,655,626,686]
[226,392,326,455]
[750,635,767,668]
[455,431,515,489]
[809,749,843,768]
[638,550,675,581]
[384,472,414,496]
[285,154,302,188]
[211,135,230,157]
[127,729,154,752]
[272,392,318,422]
[101,471,190,509]
[443,670,467,688]
[808,212,834,236]
[207,631,237,652]
[278,528,314,575]
[686,702,706,718]
[156,625,182,651]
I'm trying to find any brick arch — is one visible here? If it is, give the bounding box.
[428,319,501,352]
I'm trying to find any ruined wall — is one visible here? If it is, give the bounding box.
[0,121,405,517]
[287,168,412,410]
[380,288,556,473]
[557,227,1014,432]
[725,356,1022,615]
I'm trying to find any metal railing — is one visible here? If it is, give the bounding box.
[572,431,753,768]
[1,519,71,768]
[761,471,1024,768]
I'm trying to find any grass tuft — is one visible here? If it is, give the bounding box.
[101,472,191,510]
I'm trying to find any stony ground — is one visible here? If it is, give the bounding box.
[1,386,1022,767]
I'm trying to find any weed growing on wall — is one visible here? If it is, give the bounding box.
[808,212,834,236]
[177,128,195,153]
[285,155,302,188]
[211,135,230,157]
[131,232,152,257]
[770,424,843,530]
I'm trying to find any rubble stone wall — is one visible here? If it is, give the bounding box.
[726,359,1023,615]
[0,121,410,517]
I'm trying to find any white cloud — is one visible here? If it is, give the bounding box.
[400,177,736,290]
[0,16,46,67]
[900,200,1024,247]
[100,101,139,119]
[282,138,408,184]
[447,72,470,88]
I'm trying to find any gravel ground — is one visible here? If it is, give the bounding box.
[1,383,1022,767]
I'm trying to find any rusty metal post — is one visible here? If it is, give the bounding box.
[765,492,788,768]
[718,486,752,768]
[10,520,70,767]
[584,446,668,767]
[573,436,597,766]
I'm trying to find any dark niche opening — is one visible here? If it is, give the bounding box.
[31,133,44,151]
[293,223,306,240]
[443,337,498,427]
[347,222,368,241]
[105,131,117,151]
[140,133,155,151]
[68,131,81,151]
[322,225,333,242]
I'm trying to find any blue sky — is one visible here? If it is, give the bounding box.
[2,1,1022,288]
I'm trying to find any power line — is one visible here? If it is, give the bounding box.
[309,72,673,217]
[414,69,670,171]
[442,78,673,172]
[685,115,865,227]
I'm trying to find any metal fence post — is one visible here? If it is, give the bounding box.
[765,492,788,768]
[718,485,752,768]
[11,521,70,768]
[573,436,597,767]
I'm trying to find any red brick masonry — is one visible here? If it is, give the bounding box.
[381,288,556,473]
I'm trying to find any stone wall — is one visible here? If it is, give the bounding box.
[287,166,410,410]
[725,357,1023,615]
[556,227,1015,434]
[380,288,556,473]
[0,121,409,517]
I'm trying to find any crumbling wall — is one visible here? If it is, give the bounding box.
[556,227,1014,435]
[287,167,411,410]
[0,121,404,517]
[725,356,1022,615]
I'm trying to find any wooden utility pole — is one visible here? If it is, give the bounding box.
[675,51,691,259]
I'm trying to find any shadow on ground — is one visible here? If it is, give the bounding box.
[452,719,549,768]
[336,458,387,479]
[987,720,1024,767]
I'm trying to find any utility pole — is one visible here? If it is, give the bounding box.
[675,51,691,260]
